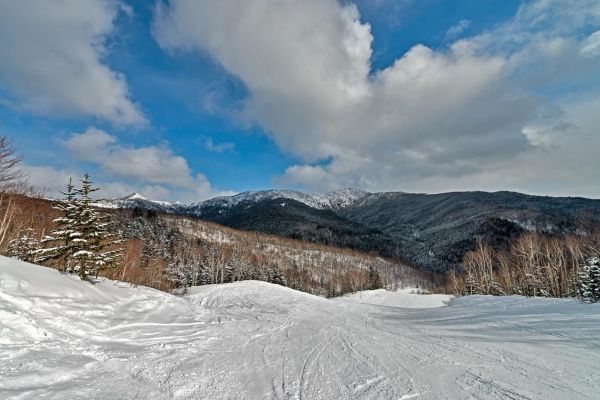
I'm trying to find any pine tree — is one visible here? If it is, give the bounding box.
[71,173,122,280]
[269,265,287,286]
[38,174,122,280]
[7,228,40,263]
[367,266,383,290]
[577,257,600,303]
[36,178,79,269]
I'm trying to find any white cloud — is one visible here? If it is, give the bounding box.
[64,127,194,187]
[154,0,600,197]
[446,19,471,39]
[0,0,145,125]
[54,127,234,201]
[24,165,80,197]
[204,137,235,153]
[581,30,600,56]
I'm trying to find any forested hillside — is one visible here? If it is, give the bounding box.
[2,193,431,297]
[100,189,600,273]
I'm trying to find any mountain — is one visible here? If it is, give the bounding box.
[191,187,369,210]
[339,191,600,271]
[93,193,187,214]
[96,189,600,272]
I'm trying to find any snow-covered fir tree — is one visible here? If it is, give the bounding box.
[40,174,122,280]
[268,266,287,286]
[7,228,40,263]
[577,257,600,303]
[37,178,78,269]
[367,266,383,290]
[71,174,122,279]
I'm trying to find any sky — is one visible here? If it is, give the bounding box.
[1,0,599,202]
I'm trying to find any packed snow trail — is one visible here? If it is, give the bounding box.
[1,257,599,399]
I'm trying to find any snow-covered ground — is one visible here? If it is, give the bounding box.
[1,257,599,399]
[336,287,452,309]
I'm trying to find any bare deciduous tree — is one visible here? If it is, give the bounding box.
[0,135,25,192]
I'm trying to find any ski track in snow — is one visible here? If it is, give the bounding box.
[1,257,600,399]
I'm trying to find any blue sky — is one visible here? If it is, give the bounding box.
[1,0,599,201]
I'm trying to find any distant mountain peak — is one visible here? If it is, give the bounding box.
[197,188,370,210]
[122,192,148,201]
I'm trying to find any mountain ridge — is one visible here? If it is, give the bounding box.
[94,188,600,272]
[95,188,600,212]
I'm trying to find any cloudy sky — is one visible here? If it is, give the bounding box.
[1,0,599,201]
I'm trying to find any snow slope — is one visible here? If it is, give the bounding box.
[336,288,453,308]
[1,257,600,399]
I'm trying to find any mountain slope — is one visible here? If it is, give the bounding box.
[2,257,600,399]
[339,190,600,271]
[97,189,600,272]
[188,197,399,255]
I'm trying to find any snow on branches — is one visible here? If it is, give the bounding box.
[578,257,600,303]
[7,228,40,263]
[39,174,123,280]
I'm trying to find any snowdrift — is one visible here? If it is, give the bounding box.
[1,256,600,400]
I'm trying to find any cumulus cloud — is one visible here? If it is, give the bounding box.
[25,165,81,197]
[154,0,600,197]
[64,127,197,187]
[47,127,234,201]
[0,0,145,125]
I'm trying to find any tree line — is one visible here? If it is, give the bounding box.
[442,232,600,302]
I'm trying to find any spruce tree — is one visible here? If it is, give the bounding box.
[368,266,383,290]
[37,178,79,269]
[269,266,287,286]
[577,257,600,303]
[7,228,40,263]
[71,173,122,280]
[38,174,122,280]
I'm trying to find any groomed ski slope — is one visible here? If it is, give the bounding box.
[1,257,599,400]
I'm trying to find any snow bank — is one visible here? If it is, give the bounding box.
[186,280,327,308]
[0,256,191,351]
[337,287,453,308]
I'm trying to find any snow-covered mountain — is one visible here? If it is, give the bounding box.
[94,189,600,272]
[93,192,187,213]
[2,256,600,399]
[95,188,369,213]
[195,187,369,210]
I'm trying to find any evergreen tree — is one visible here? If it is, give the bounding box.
[37,178,79,269]
[269,265,287,286]
[577,257,600,303]
[71,173,122,279]
[7,228,40,263]
[367,266,383,290]
[38,174,122,280]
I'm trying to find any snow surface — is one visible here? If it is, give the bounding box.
[336,288,453,309]
[1,257,600,399]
